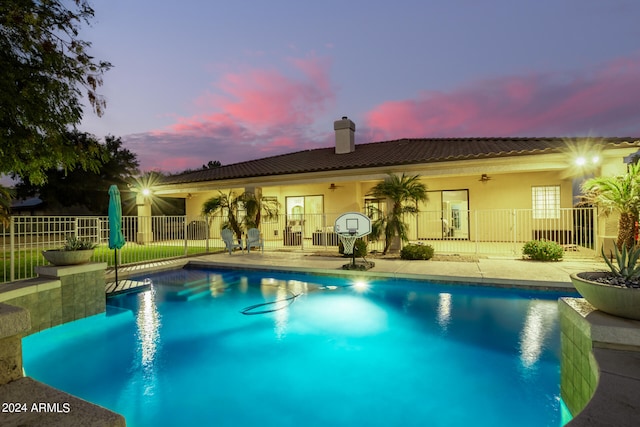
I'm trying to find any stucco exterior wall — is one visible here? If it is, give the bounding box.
[177,148,636,248]
[185,170,576,217]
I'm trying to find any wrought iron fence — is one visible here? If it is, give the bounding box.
[410,208,597,256]
[1,208,597,284]
[0,216,215,284]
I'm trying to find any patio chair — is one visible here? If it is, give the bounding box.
[246,228,264,253]
[221,228,243,254]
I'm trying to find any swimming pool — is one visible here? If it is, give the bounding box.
[23,267,573,426]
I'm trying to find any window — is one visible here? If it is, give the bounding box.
[285,195,324,232]
[532,186,560,219]
[364,198,385,221]
[419,190,469,239]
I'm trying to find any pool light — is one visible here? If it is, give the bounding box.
[352,280,370,293]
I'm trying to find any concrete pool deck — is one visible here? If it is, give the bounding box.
[108,251,609,291]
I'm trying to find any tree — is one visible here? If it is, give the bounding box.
[14,133,139,214]
[202,191,244,244]
[0,0,112,185]
[203,160,221,169]
[366,173,428,255]
[173,160,223,175]
[580,162,640,250]
[201,191,279,244]
[0,185,14,227]
[240,193,279,230]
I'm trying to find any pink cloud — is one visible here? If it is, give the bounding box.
[128,55,336,172]
[189,54,333,129]
[125,52,640,173]
[362,54,640,142]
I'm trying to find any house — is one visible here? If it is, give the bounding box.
[146,117,640,254]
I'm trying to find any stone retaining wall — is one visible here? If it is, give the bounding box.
[0,263,106,335]
[560,298,640,426]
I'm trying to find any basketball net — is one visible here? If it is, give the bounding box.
[339,234,358,255]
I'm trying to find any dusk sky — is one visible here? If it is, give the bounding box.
[79,0,640,173]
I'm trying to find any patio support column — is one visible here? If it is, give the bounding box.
[136,193,153,244]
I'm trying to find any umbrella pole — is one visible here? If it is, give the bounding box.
[114,248,118,286]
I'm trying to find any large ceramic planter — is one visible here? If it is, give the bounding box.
[571,272,640,320]
[42,249,95,266]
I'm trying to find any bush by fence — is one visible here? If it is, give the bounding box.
[401,244,434,260]
[522,239,564,261]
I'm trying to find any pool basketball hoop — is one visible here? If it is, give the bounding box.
[334,212,372,269]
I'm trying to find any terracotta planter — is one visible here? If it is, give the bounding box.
[570,272,640,320]
[42,249,95,266]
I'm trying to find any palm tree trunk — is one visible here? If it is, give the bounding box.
[228,213,243,245]
[617,212,637,250]
[383,239,391,255]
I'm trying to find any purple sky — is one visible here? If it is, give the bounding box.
[79,0,640,173]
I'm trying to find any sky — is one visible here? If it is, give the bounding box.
[78,0,640,174]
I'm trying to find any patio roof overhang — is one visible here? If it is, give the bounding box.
[151,144,640,198]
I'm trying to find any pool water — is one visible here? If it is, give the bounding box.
[23,267,573,427]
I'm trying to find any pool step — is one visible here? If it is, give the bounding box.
[106,279,151,296]
[166,272,244,301]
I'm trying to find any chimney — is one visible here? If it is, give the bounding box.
[334,116,355,154]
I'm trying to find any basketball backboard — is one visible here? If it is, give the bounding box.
[334,212,371,238]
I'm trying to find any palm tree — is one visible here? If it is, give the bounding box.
[580,162,640,250]
[239,193,279,230]
[367,173,428,255]
[201,191,243,244]
[202,191,280,244]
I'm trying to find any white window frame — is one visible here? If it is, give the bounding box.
[532,185,560,219]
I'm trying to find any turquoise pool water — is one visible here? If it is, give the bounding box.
[23,267,574,426]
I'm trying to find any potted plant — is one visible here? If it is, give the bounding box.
[570,244,640,320]
[42,235,97,266]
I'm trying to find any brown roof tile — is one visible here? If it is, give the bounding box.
[160,137,640,185]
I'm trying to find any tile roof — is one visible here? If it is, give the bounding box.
[160,137,640,185]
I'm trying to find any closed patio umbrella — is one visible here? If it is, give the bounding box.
[108,185,126,285]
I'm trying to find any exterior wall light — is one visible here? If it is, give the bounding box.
[575,156,600,166]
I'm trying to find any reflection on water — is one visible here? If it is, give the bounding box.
[238,275,249,293]
[519,300,557,373]
[208,273,227,297]
[273,285,289,339]
[402,291,418,313]
[437,292,452,331]
[136,288,161,396]
[260,278,311,340]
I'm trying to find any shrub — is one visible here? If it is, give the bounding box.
[602,243,640,280]
[400,243,434,260]
[338,238,368,257]
[522,239,563,261]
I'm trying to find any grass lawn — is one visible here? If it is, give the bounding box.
[2,243,221,282]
